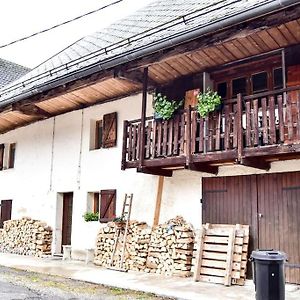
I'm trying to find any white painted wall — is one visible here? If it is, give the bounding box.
[1,92,300,260]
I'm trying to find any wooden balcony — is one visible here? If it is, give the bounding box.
[121,86,300,176]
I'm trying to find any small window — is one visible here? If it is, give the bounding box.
[90,112,117,150]
[93,192,100,214]
[95,120,103,150]
[100,189,116,223]
[8,143,16,169]
[217,82,227,99]
[273,68,283,89]
[232,77,247,97]
[0,144,4,171]
[252,72,268,93]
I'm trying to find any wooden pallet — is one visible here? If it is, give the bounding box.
[193,223,249,286]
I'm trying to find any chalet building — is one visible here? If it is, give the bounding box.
[0,0,300,283]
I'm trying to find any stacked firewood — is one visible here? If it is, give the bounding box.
[94,216,195,277]
[146,216,195,277]
[94,221,151,271]
[0,217,52,257]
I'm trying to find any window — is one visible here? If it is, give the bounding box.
[273,68,283,89]
[0,143,16,171]
[91,112,117,150]
[232,77,247,97]
[252,72,268,93]
[217,82,227,99]
[100,189,116,223]
[8,143,16,169]
[93,192,100,214]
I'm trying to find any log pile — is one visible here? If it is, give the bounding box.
[94,216,195,277]
[0,217,52,257]
[146,216,195,277]
[94,221,151,271]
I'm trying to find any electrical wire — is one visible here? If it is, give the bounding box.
[0,0,123,49]
[0,0,276,97]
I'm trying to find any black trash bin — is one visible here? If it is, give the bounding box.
[251,250,286,300]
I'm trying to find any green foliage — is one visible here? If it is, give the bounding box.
[112,215,125,222]
[83,212,99,222]
[197,88,221,117]
[153,93,182,120]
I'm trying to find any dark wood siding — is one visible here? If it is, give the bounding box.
[203,172,300,284]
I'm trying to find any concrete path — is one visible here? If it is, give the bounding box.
[0,253,299,300]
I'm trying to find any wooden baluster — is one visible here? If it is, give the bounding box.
[233,104,238,149]
[162,120,168,156]
[237,94,243,162]
[287,93,293,141]
[198,117,204,153]
[168,119,173,156]
[269,96,276,144]
[180,113,185,155]
[297,91,300,141]
[173,115,179,155]
[277,95,284,143]
[137,123,141,159]
[132,124,137,160]
[151,121,157,159]
[261,97,268,145]
[245,101,251,147]
[145,121,152,159]
[207,114,213,152]
[215,111,221,151]
[121,120,129,170]
[157,121,162,157]
[191,110,197,154]
[186,106,192,165]
[253,99,259,146]
[128,124,133,161]
[224,105,230,150]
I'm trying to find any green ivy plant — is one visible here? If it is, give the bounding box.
[153,93,183,120]
[83,212,99,222]
[197,88,221,118]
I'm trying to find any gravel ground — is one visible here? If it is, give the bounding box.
[0,266,173,300]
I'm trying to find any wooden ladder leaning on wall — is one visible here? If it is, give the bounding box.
[108,193,133,272]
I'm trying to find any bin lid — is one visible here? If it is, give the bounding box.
[251,250,286,261]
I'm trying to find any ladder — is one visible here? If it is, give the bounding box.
[108,193,133,271]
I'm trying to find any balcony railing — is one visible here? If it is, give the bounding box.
[122,86,300,172]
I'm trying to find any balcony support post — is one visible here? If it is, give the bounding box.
[139,67,148,169]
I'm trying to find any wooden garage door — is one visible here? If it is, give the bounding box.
[203,172,300,284]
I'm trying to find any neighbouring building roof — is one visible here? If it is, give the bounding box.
[0,58,30,88]
[0,0,296,106]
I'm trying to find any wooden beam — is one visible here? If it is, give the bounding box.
[139,67,148,169]
[137,167,173,177]
[240,158,271,171]
[114,69,157,87]
[153,176,164,226]
[12,103,52,118]
[188,163,218,175]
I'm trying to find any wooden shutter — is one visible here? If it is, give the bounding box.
[95,120,103,149]
[102,112,117,148]
[100,189,116,222]
[93,192,100,214]
[0,144,4,171]
[8,143,16,169]
[0,200,12,228]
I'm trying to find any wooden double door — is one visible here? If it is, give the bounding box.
[203,172,300,284]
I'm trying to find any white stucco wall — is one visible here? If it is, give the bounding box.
[1,92,300,260]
